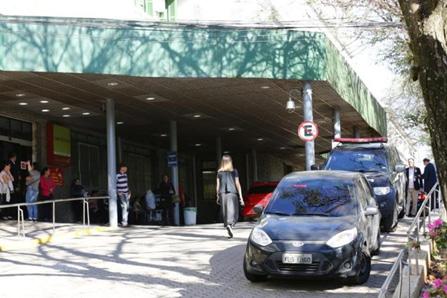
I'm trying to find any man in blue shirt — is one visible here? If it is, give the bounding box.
[116,163,130,227]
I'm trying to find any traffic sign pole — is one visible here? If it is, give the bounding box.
[303,82,315,171]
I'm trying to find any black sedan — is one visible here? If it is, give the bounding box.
[243,171,381,285]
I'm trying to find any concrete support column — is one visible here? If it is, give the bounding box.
[216,137,222,164]
[170,120,180,226]
[106,98,118,228]
[333,109,341,139]
[252,149,258,182]
[353,126,360,138]
[303,82,315,171]
[245,152,251,190]
[192,155,198,208]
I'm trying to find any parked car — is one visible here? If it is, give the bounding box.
[243,171,381,285]
[324,137,406,232]
[242,182,278,220]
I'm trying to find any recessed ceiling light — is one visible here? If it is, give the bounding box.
[18,102,28,106]
[195,143,202,147]
[16,93,26,97]
[228,127,236,131]
[62,107,71,111]
[257,138,264,141]
[107,82,119,86]
[117,121,124,125]
[82,112,91,116]
[160,133,168,137]
[279,146,286,150]
[62,114,71,118]
[145,97,156,101]
[41,109,50,113]
[193,114,201,118]
[261,86,270,89]
[40,100,49,104]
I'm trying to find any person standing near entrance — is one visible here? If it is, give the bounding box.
[0,161,14,219]
[422,158,438,208]
[159,174,175,226]
[216,155,244,239]
[25,162,40,221]
[116,163,131,227]
[405,158,423,217]
[39,167,56,221]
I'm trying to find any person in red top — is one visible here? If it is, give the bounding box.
[39,167,56,221]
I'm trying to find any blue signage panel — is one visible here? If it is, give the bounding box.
[167,152,177,167]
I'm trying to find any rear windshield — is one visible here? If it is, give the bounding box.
[249,185,276,194]
[265,177,356,217]
[325,149,388,172]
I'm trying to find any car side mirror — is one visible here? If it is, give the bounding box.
[365,206,379,216]
[395,164,405,173]
[253,204,264,215]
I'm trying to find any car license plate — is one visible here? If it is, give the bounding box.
[282,253,312,264]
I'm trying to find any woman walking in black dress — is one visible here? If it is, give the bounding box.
[216,155,244,238]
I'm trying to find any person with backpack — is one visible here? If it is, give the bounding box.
[216,155,244,239]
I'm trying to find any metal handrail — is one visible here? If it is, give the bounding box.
[378,182,444,298]
[0,196,109,237]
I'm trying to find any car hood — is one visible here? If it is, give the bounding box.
[259,215,356,241]
[363,171,390,187]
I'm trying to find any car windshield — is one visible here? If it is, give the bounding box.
[265,177,356,217]
[325,149,388,172]
[249,185,276,194]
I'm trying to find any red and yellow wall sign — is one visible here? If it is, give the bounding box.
[49,167,64,186]
[47,123,71,168]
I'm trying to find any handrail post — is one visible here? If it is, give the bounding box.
[86,200,90,227]
[17,206,20,237]
[428,195,432,225]
[52,201,55,234]
[82,198,86,226]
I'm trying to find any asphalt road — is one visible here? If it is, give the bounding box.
[0,219,410,298]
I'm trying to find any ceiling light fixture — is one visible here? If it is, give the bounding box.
[18,102,28,106]
[16,93,26,97]
[193,114,201,118]
[279,146,287,150]
[107,82,119,86]
[82,112,91,116]
[228,127,236,131]
[261,86,270,89]
[160,133,168,137]
[62,107,71,111]
[195,143,202,147]
[42,109,50,113]
[145,97,156,101]
[257,138,264,141]
[62,114,71,118]
[40,100,49,104]
[117,121,124,125]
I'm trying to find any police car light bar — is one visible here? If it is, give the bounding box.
[333,137,388,143]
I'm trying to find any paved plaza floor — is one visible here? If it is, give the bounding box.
[0,220,410,298]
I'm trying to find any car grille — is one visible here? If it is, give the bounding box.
[276,261,321,273]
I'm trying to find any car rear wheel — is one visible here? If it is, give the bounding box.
[243,258,268,282]
[381,203,398,232]
[347,252,371,285]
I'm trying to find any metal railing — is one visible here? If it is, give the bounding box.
[0,196,109,237]
[378,182,444,298]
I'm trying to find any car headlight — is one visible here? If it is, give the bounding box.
[374,186,391,195]
[326,227,358,248]
[250,227,272,246]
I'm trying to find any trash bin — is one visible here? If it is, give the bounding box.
[184,207,197,225]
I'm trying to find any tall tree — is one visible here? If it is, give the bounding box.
[397,0,447,207]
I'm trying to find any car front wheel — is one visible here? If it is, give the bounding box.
[347,252,371,285]
[243,258,268,282]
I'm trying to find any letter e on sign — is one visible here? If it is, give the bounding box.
[298,121,319,142]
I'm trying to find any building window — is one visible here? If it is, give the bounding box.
[135,0,176,21]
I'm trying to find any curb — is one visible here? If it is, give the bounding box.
[0,226,111,252]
